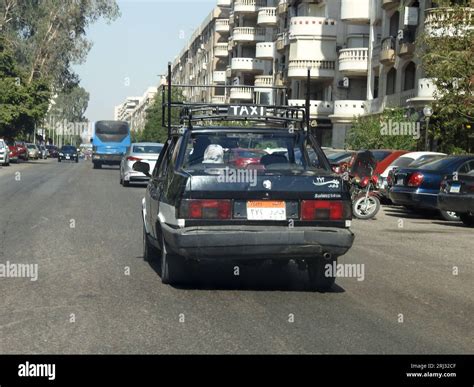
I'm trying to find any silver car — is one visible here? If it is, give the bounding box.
[120,142,163,186]
[26,143,40,160]
[0,139,10,166]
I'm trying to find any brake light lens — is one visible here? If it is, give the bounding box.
[301,200,345,221]
[408,172,424,187]
[127,156,142,161]
[180,199,232,220]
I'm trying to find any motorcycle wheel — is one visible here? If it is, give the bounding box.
[353,194,380,220]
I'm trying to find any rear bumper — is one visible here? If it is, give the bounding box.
[438,193,474,214]
[162,224,355,260]
[93,154,122,165]
[389,189,438,209]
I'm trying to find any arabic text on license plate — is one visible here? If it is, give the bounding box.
[397,178,404,185]
[450,184,461,194]
[247,201,286,221]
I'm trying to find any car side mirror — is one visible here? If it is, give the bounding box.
[133,161,151,177]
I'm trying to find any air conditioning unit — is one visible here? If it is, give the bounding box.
[338,77,350,89]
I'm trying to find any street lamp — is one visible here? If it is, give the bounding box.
[423,106,433,151]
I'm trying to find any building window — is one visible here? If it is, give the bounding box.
[387,68,397,95]
[403,62,416,91]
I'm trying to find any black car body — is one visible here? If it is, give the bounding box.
[135,103,355,291]
[438,171,474,226]
[390,156,474,220]
[46,145,59,158]
[58,146,79,163]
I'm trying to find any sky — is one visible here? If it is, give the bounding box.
[73,0,217,122]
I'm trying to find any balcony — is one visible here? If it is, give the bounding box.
[289,17,337,38]
[398,42,415,58]
[407,78,437,105]
[381,0,400,10]
[333,100,366,119]
[232,27,266,42]
[380,37,395,66]
[230,87,254,101]
[338,48,368,76]
[213,71,227,83]
[257,7,278,26]
[288,100,334,117]
[217,0,231,6]
[425,7,474,38]
[256,42,275,60]
[254,75,273,92]
[276,32,289,51]
[231,57,265,73]
[212,95,228,104]
[341,0,370,24]
[215,19,230,33]
[234,0,261,14]
[214,43,228,58]
[277,0,288,14]
[287,59,335,79]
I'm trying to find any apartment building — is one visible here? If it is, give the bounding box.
[130,87,158,133]
[114,97,142,126]
[170,0,472,147]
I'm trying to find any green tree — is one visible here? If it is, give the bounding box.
[416,0,474,152]
[346,109,419,150]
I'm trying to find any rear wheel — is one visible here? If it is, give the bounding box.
[460,213,474,227]
[307,256,337,292]
[439,210,460,221]
[160,235,183,285]
[353,194,380,220]
[58,158,61,163]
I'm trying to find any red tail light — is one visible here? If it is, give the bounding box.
[408,172,424,187]
[180,199,231,220]
[301,200,345,221]
[360,177,370,188]
[127,156,142,161]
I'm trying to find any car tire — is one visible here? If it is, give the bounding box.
[307,256,337,292]
[460,213,474,227]
[123,180,130,187]
[75,158,79,163]
[58,158,61,163]
[160,234,183,285]
[93,162,101,169]
[439,210,460,221]
[143,224,158,262]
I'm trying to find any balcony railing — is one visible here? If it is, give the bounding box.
[231,57,265,73]
[213,71,227,83]
[288,59,335,79]
[257,7,278,26]
[341,0,370,23]
[255,42,275,59]
[215,19,230,33]
[232,27,266,42]
[333,100,366,118]
[234,0,263,13]
[254,75,273,89]
[230,87,254,101]
[425,7,473,37]
[288,100,334,117]
[289,17,337,38]
[380,36,396,66]
[338,48,369,75]
[214,43,228,57]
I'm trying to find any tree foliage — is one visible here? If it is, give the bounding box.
[416,0,474,152]
[346,109,419,151]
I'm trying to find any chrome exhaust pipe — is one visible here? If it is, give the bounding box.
[323,252,332,260]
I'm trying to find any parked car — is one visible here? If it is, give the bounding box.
[379,152,447,196]
[327,151,355,174]
[6,141,19,163]
[46,145,59,158]
[369,150,409,175]
[38,145,49,159]
[133,104,354,291]
[390,156,474,221]
[15,141,29,161]
[119,142,163,186]
[26,143,40,160]
[438,171,474,227]
[0,139,10,166]
[58,145,79,163]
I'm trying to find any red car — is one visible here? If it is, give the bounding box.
[229,148,267,168]
[14,141,29,161]
[5,140,19,163]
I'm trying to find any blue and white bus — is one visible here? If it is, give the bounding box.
[91,121,131,169]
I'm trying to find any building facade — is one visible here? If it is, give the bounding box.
[170,0,472,147]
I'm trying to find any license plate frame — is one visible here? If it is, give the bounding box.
[449,184,461,194]
[247,201,286,221]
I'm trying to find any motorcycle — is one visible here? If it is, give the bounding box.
[349,166,381,220]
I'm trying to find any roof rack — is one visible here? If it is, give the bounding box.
[162,63,312,138]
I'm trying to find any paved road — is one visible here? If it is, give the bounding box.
[0,159,472,354]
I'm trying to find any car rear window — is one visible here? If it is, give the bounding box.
[327,152,352,163]
[132,145,163,154]
[419,158,458,171]
[181,131,328,173]
[389,156,414,168]
[62,146,76,152]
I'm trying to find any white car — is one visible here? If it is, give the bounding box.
[120,142,164,186]
[0,139,10,166]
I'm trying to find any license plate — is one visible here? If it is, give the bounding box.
[397,178,404,186]
[247,201,286,221]
[450,184,461,194]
